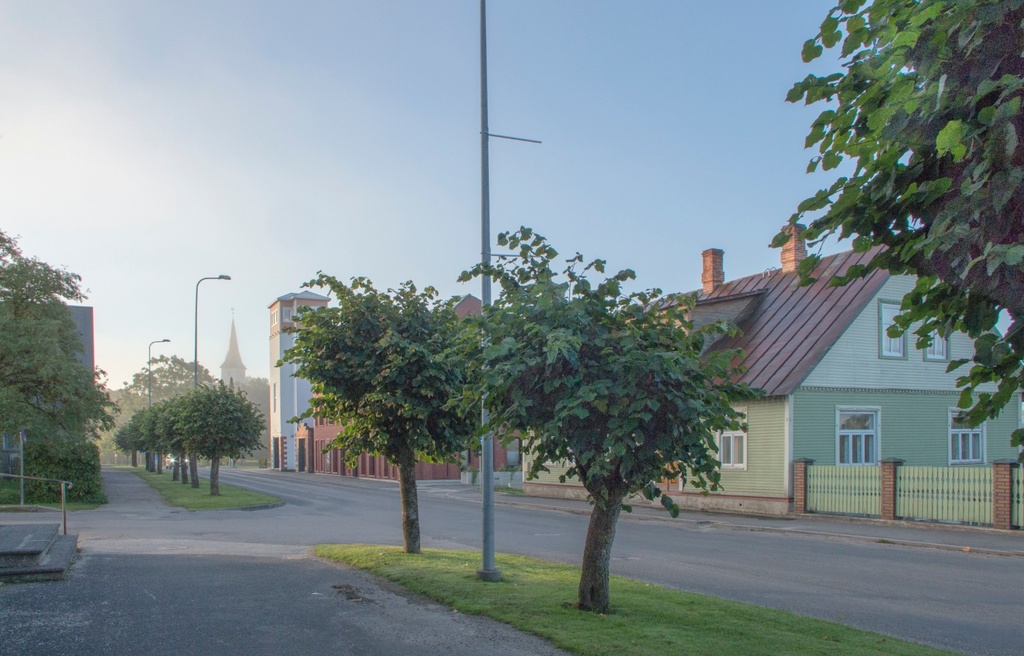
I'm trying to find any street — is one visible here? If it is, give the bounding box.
[2,468,1022,656]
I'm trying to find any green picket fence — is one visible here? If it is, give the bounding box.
[806,465,880,516]
[895,466,992,525]
[1014,466,1023,529]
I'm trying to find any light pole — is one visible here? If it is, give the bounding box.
[148,339,170,408]
[194,275,231,388]
[147,338,170,473]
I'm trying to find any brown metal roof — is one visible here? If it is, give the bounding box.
[695,249,889,396]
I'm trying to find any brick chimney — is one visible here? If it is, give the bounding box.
[780,223,807,273]
[701,248,724,294]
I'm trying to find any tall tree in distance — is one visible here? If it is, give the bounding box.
[460,228,757,613]
[281,275,476,554]
[784,0,1024,450]
[0,229,114,441]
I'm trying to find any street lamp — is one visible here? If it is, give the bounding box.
[148,339,171,408]
[194,275,231,388]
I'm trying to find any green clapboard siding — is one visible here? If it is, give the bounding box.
[793,389,1020,466]
[523,397,789,498]
[713,397,788,497]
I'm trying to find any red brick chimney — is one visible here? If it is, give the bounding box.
[780,224,807,273]
[701,248,724,294]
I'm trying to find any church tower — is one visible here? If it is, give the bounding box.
[220,318,247,388]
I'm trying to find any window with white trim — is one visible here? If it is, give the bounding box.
[924,331,948,361]
[949,412,984,464]
[838,410,879,465]
[271,310,280,327]
[879,302,904,358]
[283,307,292,322]
[718,431,746,469]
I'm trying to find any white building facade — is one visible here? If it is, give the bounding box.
[268,291,329,471]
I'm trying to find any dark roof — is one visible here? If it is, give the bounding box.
[693,249,889,396]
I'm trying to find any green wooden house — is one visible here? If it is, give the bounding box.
[523,227,1021,514]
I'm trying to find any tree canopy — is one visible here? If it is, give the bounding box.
[783,0,1024,448]
[460,228,757,613]
[281,274,476,553]
[0,229,114,440]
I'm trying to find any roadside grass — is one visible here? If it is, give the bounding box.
[317,545,953,656]
[129,469,280,510]
[0,478,104,511]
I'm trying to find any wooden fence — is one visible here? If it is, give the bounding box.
[794,460,1021,529]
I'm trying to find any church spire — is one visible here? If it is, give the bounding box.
[220,318,247,386]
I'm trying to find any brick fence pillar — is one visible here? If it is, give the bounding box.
[992,460,1018,531]
[792,459,814,514]
[880,458,904,521]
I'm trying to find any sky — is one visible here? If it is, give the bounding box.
[0,1,846,389]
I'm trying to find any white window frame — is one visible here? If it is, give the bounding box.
[948,410,985,465]
[283,307,292,322]
[836,407,881,466]
[879,301,905,359]
[271,309,280,327]
[718,431,747,470]
[924,331,949,361]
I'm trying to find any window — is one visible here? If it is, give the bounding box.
[283,307,292,322]
[924,332,948,361]
[949,412,984,464]
[879,302,905,358]
[271,310,280,327]
[719,431,746,469]
[838,409,879,465]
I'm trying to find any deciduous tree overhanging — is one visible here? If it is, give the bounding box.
[459,228,759,614]
[280,274,477,554]
[783,0,1024,451]
[0,229,115,441]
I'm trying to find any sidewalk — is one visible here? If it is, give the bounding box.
[445,482,1024,557]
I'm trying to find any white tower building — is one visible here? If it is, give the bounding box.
[268,291,329,471]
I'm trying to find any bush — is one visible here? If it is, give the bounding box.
[24,439,106,503]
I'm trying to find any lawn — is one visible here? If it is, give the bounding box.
[129,468,280,510]
[317,545,953,656]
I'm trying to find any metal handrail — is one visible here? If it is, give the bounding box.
[0,473,74,535]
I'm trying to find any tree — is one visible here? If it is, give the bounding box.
[108,355,216,479]
[460,228,757,613]
[175,384,264,496]
[783,0,1024,450]
[281,275,476,554]
[0,230,115,441]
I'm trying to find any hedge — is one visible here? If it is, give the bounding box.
[24,438,106,503]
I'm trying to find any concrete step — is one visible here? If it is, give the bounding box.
[0,524,59,568]
[0,533,77,582]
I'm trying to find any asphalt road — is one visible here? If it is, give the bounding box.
[2,468,1022,656]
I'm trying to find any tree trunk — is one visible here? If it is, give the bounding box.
[397,455,421,554]
[577,490,626,613]
[209,457,220,496]
[171,458,179,482]
[131,451,138,468]
[189,454,200,488]
[179,452,189,484]
[156,452,163,475]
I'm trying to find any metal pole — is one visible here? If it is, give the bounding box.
[477,0,501,583]
[19,429,24,506]
[194,275,231,387]
[148,339,170,408]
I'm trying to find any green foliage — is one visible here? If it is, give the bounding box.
[281,275,475,469]
[460,228,758,511]
[23,438,106,503]
[784,0,1024,454]
[107,355,217,435]
[176,384,265,461]
[0,229,115,440]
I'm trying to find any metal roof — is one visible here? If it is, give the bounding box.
[694,248,889,396]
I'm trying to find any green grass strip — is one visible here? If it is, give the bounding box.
[317,545,952,656]
[129,468,280,510]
